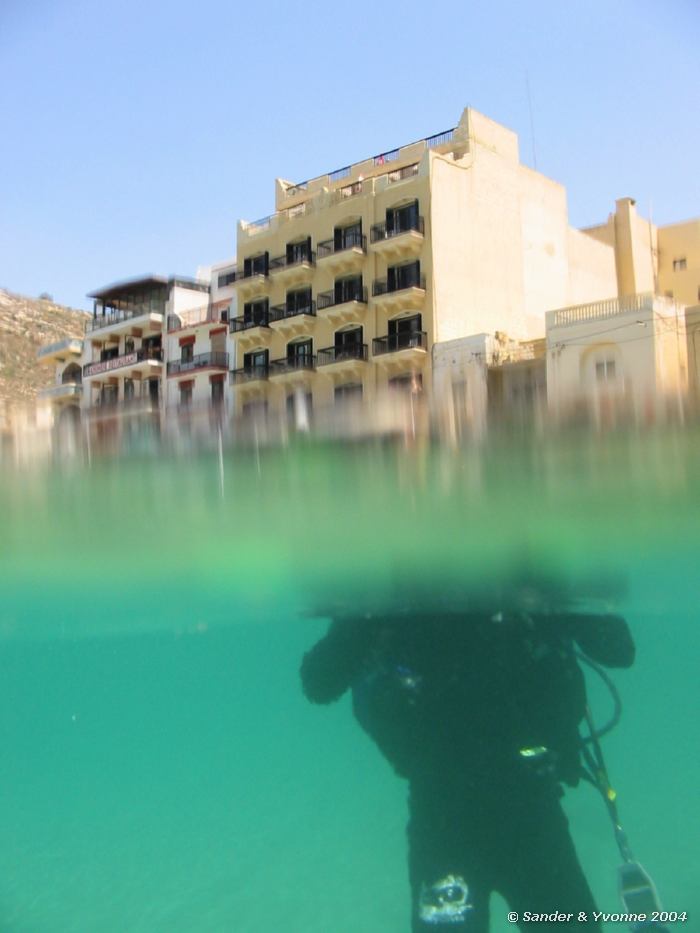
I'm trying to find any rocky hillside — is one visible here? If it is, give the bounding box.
[0,289,90,406]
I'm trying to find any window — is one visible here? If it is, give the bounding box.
[286,287,313,315]
[386,200,419,235]
[287,339,313,363]
[595,359,616,383]
[388,314,423,351]
[181,343,194,363]
[243,253,269,277]
[243,299,269,326]
[335,327,363,360]
[243,349,269,376]
[124,379,134,401]
[124,338,135,354]
[333,222,362,251]
[101,346,119,362]
[388,260,421,292]
[673,258,687,272]
[179,382,193,407]
[286,238,312,265]
[100,385,118,407]
[389,372,423,393]
[148,378,160,403]
[334,275,363,304]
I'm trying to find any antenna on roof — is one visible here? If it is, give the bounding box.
[526,71,538,170]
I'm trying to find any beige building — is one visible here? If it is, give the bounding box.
[226,107,632,424]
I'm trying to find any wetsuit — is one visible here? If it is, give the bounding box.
[300,609,635,931]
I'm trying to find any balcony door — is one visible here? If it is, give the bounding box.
[334,275,362,304]
[387,260,420,293]
[287,339,312,364]
[334,221,362,251]
[335,327,362,360]
[386,199,418,235]
[243,349,269,375]
[388,314,422,350]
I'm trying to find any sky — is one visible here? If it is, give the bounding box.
[0,0,698,312]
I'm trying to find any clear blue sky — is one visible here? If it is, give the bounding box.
[1,0,698,311]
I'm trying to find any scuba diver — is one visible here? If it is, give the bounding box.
[300,578,659,931]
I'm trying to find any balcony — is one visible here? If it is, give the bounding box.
[167,351,229,377]
[372,331,428,369]
[317,343,368,375]
[371,275,426,313]
[83,347,163,380]
[38,383,83,404]
[86,307,164,336]
[229,267,268,299]
[369,217,424,259]
[230,365,270,388]
[37,337,84,364]
[317,235,367,274]
[268,252,316,286]
[317,286,368,325]
[167,305,229,332]
[269,300,317,337]
[268,355,317,384]
[229,311,273,351]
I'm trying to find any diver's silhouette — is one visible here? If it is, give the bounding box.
[301,593,635,931]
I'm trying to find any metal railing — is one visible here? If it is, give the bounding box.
[317,286,368,310]
[371,216,424,243]
[87,307,164,332]
[37,337,83,360]
[387,163,419,183]
[217,270,237,288]
[269,300,317,322]
[166,351,229,376]
[329,166,351,182]
[425,128,455,148]
[317,233,367,259]
[284,181,309,197]
[84,347,163,377]
[372,331,427,355]
[269,355,317,375]
[38,383,83,400]
[229,311,270,332]
[337,181,363,200]
[230,365,269,384]
[317,344,368,366]
[269,251,316,272]
[372,274,425,297]
[373,148,400,166]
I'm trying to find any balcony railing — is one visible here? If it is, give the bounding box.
[372,274,426,297]
[167,305,229,332]
[317,286,368,310]
[317,344,368,366]
[87,307,164,332]
[317,234,367,259]
[230,312,270,332]
[387,163,419,183]
[83,347,163,377]
[372,332,427,356]
[269,300,317,322]
[269,355,317,375]
[166,351,229,376]
[231,365,269,384]
[269,251,316,273]
[370,216,424,243]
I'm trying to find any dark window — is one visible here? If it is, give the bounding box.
[124,379,134,400]
[334,275,363,304]
[287,339,312,362]
[100,385,118,406]
[334,222,362,250]
[124,338,135,354]
[181,343,194,363]
[148,378,159,403]
[388,260,421,292]
[335,327,362,350]
[673,258,687,272]
[386,200,419,235]
[286,288,313,314]
[244,253,269,277]
[101,346,119,362]
[243,299,269,325]
[388,314,423,349]
[243,349,269,372]
[286,238,312,264]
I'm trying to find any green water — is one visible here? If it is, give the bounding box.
[0,434,698,931]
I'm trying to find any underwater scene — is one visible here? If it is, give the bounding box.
[0,431,697,932]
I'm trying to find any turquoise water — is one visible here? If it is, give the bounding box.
[0,434,698,931]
